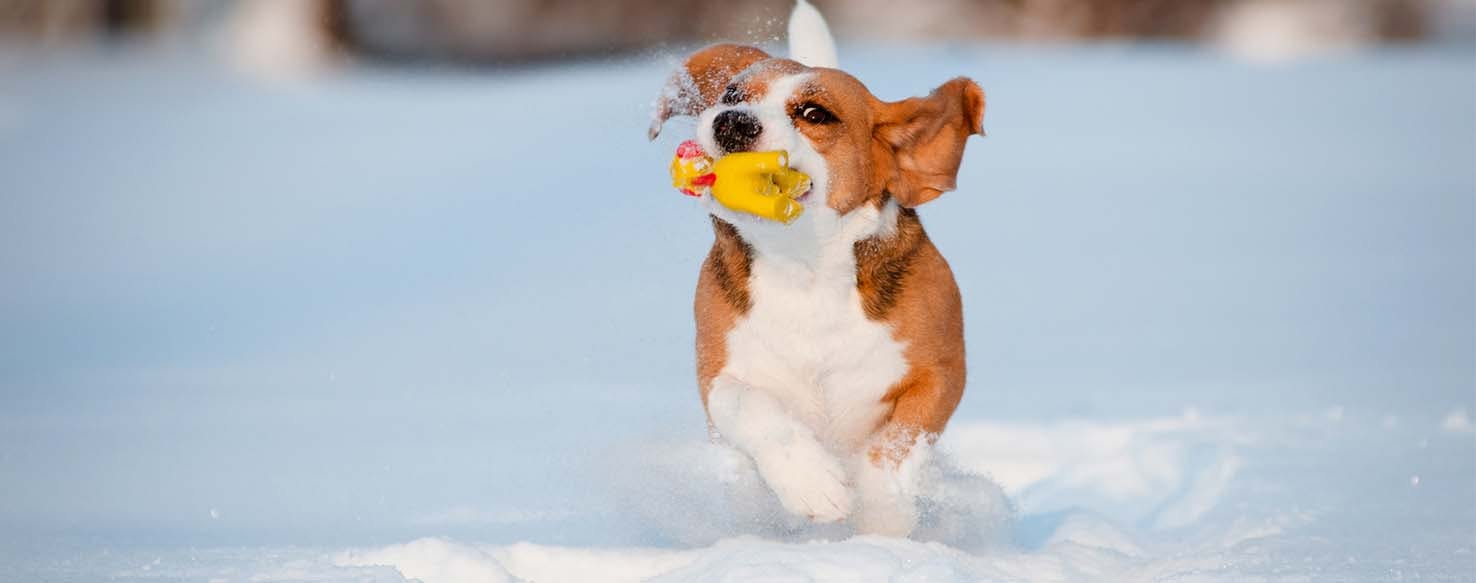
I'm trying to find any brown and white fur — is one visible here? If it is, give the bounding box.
[649,0,984,536]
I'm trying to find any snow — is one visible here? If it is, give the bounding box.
[338,538,517,583]
[0,41,1473,581]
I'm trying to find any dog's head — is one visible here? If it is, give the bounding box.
[651,44,985,217]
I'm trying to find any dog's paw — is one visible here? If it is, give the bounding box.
[755,445,854,523]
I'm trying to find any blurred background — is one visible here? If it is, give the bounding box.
[2,0,1475,69]
[0,0,1472,581]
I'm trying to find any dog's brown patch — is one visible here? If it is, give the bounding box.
[694,216,753,407]
[854,205,925,319]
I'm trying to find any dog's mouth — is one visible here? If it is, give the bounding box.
[786,158,816,203]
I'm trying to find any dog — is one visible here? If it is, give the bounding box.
[649,0,984,536]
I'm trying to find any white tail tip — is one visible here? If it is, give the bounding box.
[788,0,839,69]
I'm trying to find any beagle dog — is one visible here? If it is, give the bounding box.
[649,1,984,536]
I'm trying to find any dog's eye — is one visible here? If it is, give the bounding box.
[721,85,744,105]
[798,104,834,124]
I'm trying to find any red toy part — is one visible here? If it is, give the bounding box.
[676,139,707,159]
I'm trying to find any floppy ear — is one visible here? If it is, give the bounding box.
[649,44,771,140]
[874,77,985,207]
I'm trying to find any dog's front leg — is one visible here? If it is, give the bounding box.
[706,375,854,523]
[853,370,960,536]
[852,424,931,536]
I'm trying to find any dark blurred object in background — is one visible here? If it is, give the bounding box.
[0,0,210,42]
[0,0,1473,67]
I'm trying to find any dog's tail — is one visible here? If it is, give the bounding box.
[788,0,839,69]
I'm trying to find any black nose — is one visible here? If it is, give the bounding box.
[713,110,762,153]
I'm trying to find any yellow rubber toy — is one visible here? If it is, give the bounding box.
[671,141,810,224]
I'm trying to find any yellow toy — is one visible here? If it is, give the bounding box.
[671,140,810,224]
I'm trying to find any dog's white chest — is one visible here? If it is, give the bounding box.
[719,254,909,451]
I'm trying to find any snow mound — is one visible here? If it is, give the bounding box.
[603,439,1011,548]
[332,414,1274,583]
[335,537,984,583]
[647,536,975,583]
[333,514,1289,583]
[337,538,518,583]
[944,411,1246,529]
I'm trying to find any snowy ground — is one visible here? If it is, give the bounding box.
[0,41,1472,582]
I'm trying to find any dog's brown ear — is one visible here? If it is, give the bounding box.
[874,77,985,207]
[649,44,771,140]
